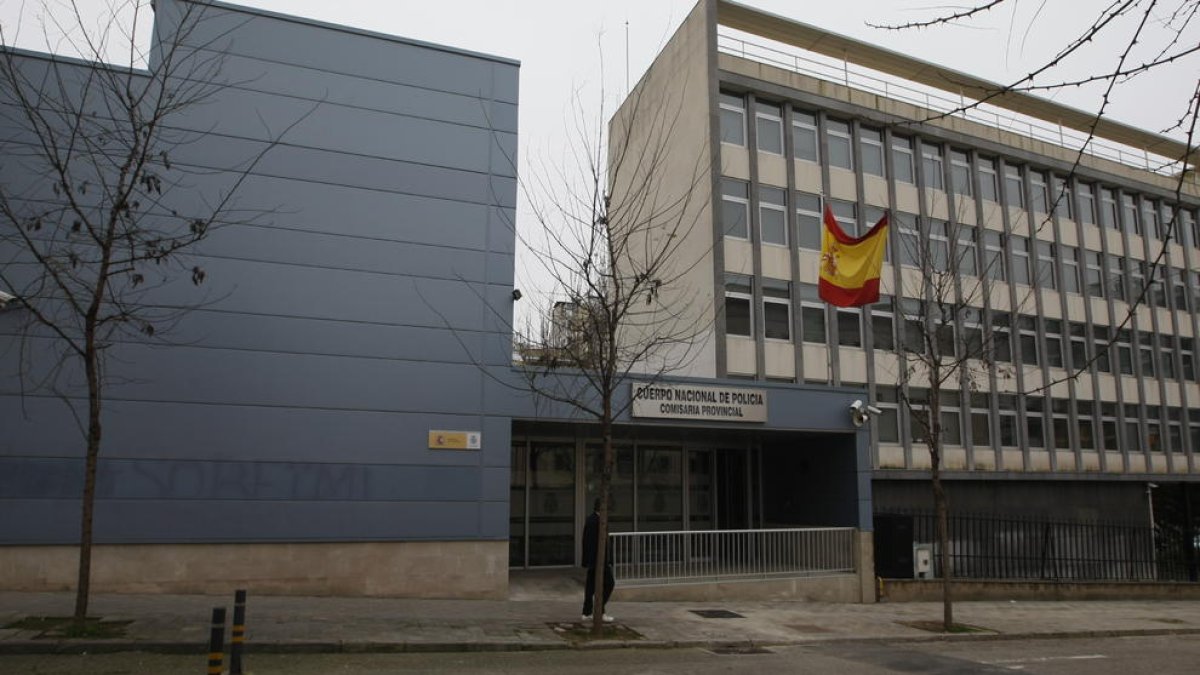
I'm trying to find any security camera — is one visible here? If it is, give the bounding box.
[866,404,882,415]
[850,399,864,412]
[0,290,14,310]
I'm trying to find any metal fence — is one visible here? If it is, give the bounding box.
[882,511,1198,582]
[609,527,856,586]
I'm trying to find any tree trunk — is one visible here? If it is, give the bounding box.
[592,401,614,635]
[932,459,952,630]
[73,343,102,626]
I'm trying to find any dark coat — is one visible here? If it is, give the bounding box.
[581,510,611,568]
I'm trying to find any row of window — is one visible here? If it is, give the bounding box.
[718,91,1200,249]
[720,179,1200,314]
[723,276,1200,385]
[872,387,1200,456]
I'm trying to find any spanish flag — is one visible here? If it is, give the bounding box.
[818,206,889,307]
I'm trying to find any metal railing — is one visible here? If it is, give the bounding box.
[609,527,856,586]
[880,510,1199,582]
[717,31,1183,176]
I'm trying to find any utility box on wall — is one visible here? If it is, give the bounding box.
[913,544,933,579]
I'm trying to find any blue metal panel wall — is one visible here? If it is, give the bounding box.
[0,0,518,544]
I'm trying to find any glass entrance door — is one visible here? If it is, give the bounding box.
[526,442,575,566]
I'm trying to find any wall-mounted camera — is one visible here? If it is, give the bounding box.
[849,399,882,427]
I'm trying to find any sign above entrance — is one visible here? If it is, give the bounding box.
[631,382,767,423]
[428,430,481,450]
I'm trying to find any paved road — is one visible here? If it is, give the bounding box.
[5,633,1199,674]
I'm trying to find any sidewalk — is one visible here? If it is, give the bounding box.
[2,579,1198,654]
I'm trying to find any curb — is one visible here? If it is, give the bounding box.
[2,627,1198,655]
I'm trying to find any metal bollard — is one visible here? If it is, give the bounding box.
[207,607,226,675]
[230,590,247,675]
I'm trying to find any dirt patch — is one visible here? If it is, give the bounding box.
[898,619,993,634]
[4,616,133,639]
[548,621,644,644]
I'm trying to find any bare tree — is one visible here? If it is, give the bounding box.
[509,71,712,633]
[0,0,302,628]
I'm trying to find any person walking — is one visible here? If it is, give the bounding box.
[581,497,615,623]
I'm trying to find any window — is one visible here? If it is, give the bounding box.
[941,390,963,446]
[1161,335,1177,380]
[1107,254,1126,303]
[1044,319,1065,368]
[1053,399,1071,450]
[762,280,790,341]
[1078,400,1096,451]
[1084,250,1105,298]
[1181,337,1196,382]
[837,307,862,347]
[1129,260,1145,304]
[992,312,1012,363]
[1147,264,1167,308]
[1025,395,1045,449]
[970,393,991,447]
[1052,174,1073,220]
[998,394,1019,447]
[1143,199,1161,240]
[901,298,925,353]
[1030,171,1049,213]
[983,230,1006,281]
[1076,182,1096,225]
[1101,402,1119,452]
[891,135,915,183]
[1035,241,1056,290]
[1171,266,1189,313]
[1185,209,1199,249]
[724,275,753,337]
[826,118,853,170]
[1122,193,1140,236]
[719,92,746,146]
[755,100,783,155]
[1093,325,1111,373]
[950,149,972,197]
[721,178,749,239]
[1017,314,1038,366]
[799,283,826,344]
[1004,164,1025,208]
[831,199,857,235]
[1115,329,1134,375]
[1139,331,1157,378]
[876,387,900,443]
[871,295,895,351]
[908,388,930,445]
[1147,406,1163,452]
[860,126,885,177]
[1069,322,1089,372]
[955,223,978,276]
[1100,188,1118,230]
[959,306,984,358]
[792,110,819,163]
[1122,403,1142,453]
[977,157,999,201]
[1011,236,1031,285]
[759,186,787,246]
[1167,407,1183,454]
[929,219,950,272]
[897,213,920,268]
[1061,246,1081,294]
[795,192,821,250]
[921,143,944,190]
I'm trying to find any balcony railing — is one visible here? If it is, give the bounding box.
[609,527,857,586]
[717,30,1183,176]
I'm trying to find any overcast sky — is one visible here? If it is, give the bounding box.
[2,0,1195,321]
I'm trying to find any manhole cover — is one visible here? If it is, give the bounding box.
[691,609,745,619]
[709,644,773,655]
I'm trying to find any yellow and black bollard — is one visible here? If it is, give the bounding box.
[207,607,226,675]
[230,590,247,675]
